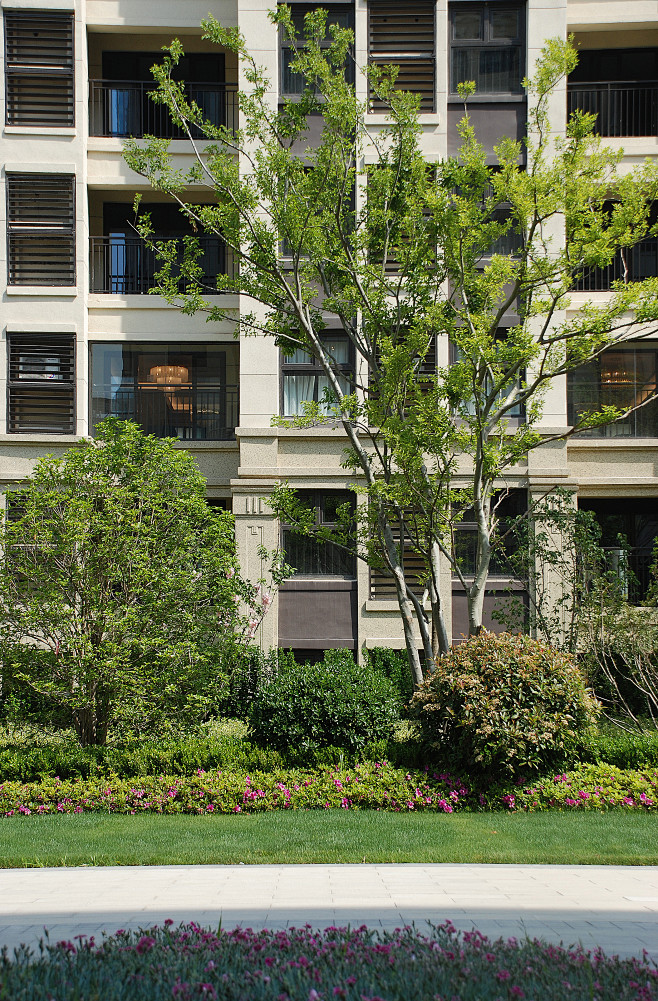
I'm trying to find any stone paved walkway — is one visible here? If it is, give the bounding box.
[1,863,657,960]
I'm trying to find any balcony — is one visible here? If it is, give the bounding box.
[90,342,239,441]
[88,79,239,138]
[568,81,658,138]
[89,236,231,294]
[573,238,658,292]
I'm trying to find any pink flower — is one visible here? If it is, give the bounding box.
[135,936,156,954]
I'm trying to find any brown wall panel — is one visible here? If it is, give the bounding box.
[279,579,357,649]
[448,102,527,162]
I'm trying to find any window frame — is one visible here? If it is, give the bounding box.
[568,343,658,439]
[451,488,527,580]
[368,0,436,114]
[449,2,526,97]
[279,4,354,97]
[7,332,76,434]
[280,333,354,418]
[6,172,76,287]
[281,489,357,579]
[4,10,75,128]
[449,330,526,422]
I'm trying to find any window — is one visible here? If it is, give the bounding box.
[579,498,658,603]
[450,3,525,95]
[450,332,525,419]
[282,335,353,416]
[280,5,354,96]
[369,515,428,599]
[568,345,658,438]
[282,491,356,577]
[4,10,74,127]
[8,333,75,433]
[452,489,526,577]
[6,173,75,286]
[368,0,435,113]
[90,342,239,441]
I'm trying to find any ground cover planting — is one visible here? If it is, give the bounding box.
[1,920,656,1000]
[0,761,656,819]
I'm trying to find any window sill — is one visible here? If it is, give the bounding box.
[5,126,76,136]
[447,94,526,104]
[5,286,77,297]
[568,437,658,448]
[367,112,441,126]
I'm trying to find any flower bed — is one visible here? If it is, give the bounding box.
[0,761,657,817]
[1,921,656,1000]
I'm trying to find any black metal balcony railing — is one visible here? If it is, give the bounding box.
[89,79,239,138]
[568,382,658,438]
[568,81,658,137]
[573,238,658,292]
[92,385,239,441]
[90,236,231,294]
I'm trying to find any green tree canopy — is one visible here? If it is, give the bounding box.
[124,13,658,683]
[0,420,258,745]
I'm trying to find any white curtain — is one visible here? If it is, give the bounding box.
[284,374,316,415]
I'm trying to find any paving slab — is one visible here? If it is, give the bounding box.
[0,863,656,961]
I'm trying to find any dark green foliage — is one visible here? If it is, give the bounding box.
[578,722,658,770]
[365,647,415,707]
[410,632,600,780]
[248,649,401,754]
[2,921,656,1001]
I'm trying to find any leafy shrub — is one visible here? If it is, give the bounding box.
[247,649,400,754]
[365,647,414,707]
[578,721,658,769]
[410,632,599,780]
[2,922,655,1001]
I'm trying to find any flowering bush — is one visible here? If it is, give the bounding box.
[248,650,400,754]
[1,761,657,817]
[410,632,599,780]
[1,920,656,1000]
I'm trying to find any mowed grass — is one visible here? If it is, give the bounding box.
[1,810,657,867]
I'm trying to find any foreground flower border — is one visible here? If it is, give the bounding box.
[1,920,656,1000]
[0,762,656,817]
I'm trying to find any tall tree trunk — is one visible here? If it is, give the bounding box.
[430,541,450,656]
[467,492,492,636]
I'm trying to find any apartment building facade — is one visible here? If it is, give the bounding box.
[0,0,656,655]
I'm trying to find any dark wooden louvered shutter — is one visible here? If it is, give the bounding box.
[8,333,76,433]
[4,11,74,127]
[7,174,76,286]
[369,1,435,113]
[369,517,428,599]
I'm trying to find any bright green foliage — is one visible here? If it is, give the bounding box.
[1,760,657,817]
[410,632,600,780]
[0,420,255,746]
[124,16,658,683]
[247,649,400,754]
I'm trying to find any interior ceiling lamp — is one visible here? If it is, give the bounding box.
[601,357,633,385]
[149,364,189,385]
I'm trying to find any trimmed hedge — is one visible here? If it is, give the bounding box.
[248,650,401,754]
[1,921,657,1000]
[1,761,657,817]
[410,632,599,780]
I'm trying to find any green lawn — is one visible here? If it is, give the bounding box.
[1,810,657,867]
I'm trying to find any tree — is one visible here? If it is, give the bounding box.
[124,12,658,684]
[0,420,270,746]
